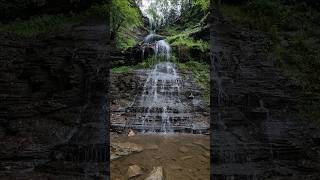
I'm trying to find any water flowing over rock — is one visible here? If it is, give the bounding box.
[111,33,210,133]
[111,0,209,134]
[131,39,188,132]
[144,34,166,44]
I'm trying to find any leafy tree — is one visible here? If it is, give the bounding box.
[110,0,142,35]
[91,0,142,39]
[193,0,210,11]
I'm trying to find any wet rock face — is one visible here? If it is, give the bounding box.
[210,12,320,179]
[0,21,109,178]
[110,69,210,134]
[111,72,142,103]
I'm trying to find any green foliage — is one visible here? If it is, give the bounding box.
[112,57,156,73]
[116,29,137,51]
[110,0,142,32]
[111,0,142,50]
[166,24,209,53]
[0,0,142,39]
[90,0,142,32]
[178,61,210,102]
[193,0,210,11]
[169,35,209,52]
[89,0,142,50]
[111,66,134,73]
[0,14,81,37]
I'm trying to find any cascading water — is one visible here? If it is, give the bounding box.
[124,0,195,133]
[117,0,209,133]
[111,1,210,179]
[132,38,190,132]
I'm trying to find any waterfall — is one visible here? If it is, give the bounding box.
[123,0,201,133]
[130,16,189,132]
[135,38,186,132]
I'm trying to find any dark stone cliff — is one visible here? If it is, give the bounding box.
[0,0,105,23]
[0,19,110,179]
[210,8,320,180]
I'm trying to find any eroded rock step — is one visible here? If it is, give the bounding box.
[111,123,208,134]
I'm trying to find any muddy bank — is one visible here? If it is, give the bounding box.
[111,133,210,180]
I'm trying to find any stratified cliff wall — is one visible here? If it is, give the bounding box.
[0,0,104,23]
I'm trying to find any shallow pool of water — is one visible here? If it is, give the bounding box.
[111,133,210,180]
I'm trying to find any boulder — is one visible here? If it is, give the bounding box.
[145,144,159,150]
[127,165,143,178]
[111,142,143,160]
[144,167,164,180]
[178,146,189,153]
[128,129,136,137]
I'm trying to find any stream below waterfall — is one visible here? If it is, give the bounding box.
[111,134,210,180]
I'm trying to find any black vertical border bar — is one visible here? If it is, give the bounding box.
[209,0,213,179]
[210,0,214,179]
[106,0,111,179]
[210,0,221,179]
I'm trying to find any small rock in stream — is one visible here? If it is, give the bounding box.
[170,165,183,170]
[198,155,208,162]
[145,144,159,150]
[127,165,143,178]
[185,143,195,147]
[203,152,210,158]
[180,156,193,160]
[111,142,143,160]
[154,156,161,159]
[144,167,164,180]
[179,146,189,153]
[192,141,210,151]
[128,129,136,137]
